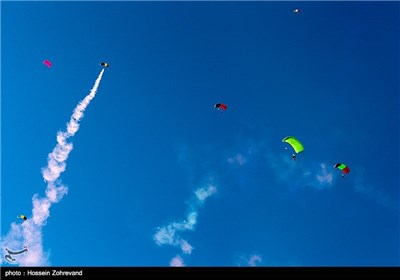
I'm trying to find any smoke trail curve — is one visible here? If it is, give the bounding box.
[1,69,104,266]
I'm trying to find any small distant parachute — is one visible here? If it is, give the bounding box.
[293,8,301,13]
[334,163,350,177]
[43,60,52,68]
[214,103,227,112]
[17,215,27,223]
[100,62,109,67]
[282,136,304,160]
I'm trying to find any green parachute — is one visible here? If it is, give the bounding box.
[282,136,304,160]
[282,136,304,153]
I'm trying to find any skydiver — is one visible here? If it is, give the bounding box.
[292,154,296,161]
[17,215,27,223]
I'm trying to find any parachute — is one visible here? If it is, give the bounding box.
[282,136,304,154]
[214,103,227,111]
[334,163,350,177]
[43,60,52,68]
[100,62,109,67]
[17,215,27,223]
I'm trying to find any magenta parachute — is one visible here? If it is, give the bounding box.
[43,59,52,68]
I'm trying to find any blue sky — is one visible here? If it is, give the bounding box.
[1,1,399,267]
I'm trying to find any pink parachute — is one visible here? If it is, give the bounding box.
[43,60,52,68]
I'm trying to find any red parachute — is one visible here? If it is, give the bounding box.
[214,103,227,111]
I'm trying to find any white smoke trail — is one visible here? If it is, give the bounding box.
[246,254,262,267]
[154,184,217,266]
[170,255,185,267]
[1,69,104,266]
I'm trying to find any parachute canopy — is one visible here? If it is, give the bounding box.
[43,60,52,68]
[100,62,109,67]
[17,215,27,222]
[282,136,304,154]
[334,163,350,175]
[214,103,227,111]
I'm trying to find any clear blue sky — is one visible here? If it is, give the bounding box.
[1,1,399,266]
